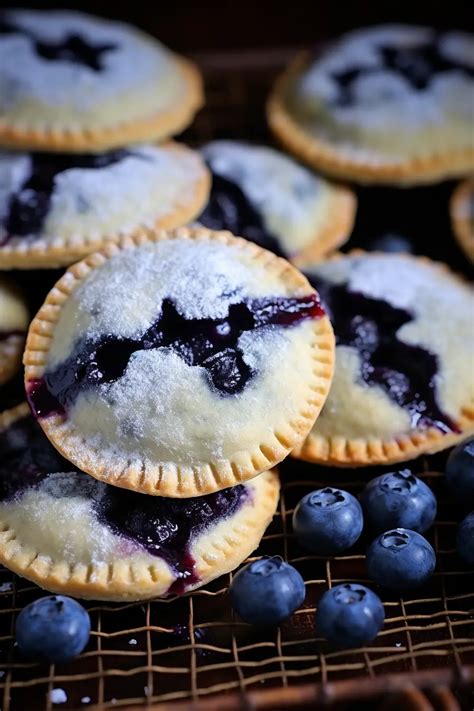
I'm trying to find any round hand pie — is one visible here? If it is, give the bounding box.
[268,25,474,184]
[0,9,203,151]
[0,277,29,386]
[0,142,210,269]
[0,404,279,601]
[450,178,474,263]
[295,252,474,466]
[198,140,356,263]
[24,227,334,497]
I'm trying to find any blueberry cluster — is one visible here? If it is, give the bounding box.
[228,437,473,649]
[15,439,473,660]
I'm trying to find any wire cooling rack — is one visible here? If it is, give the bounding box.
[2,49,474,710]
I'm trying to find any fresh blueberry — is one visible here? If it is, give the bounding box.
[361,469,437,534]
[446,438,474,505]
[370,234,413,253]
[230,556,305,625]
[457,511,474,566]
[16,595,90,663]
[316,583,384,647]
[292,487,363,555]
[366,528,436,590]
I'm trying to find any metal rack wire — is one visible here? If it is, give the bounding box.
[0,459,472,710]
[1,49,473,710]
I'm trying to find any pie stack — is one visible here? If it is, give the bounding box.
[0,226,334,600]
[1,13,473,608]
[0,9,336,601]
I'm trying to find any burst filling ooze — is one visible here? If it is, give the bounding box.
[0,414,251,594]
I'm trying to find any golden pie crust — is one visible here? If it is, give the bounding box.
[291,184,356,265]
[200,140,356,264]
[24,227,335,496]
[0,58,203,153]
[293,251,474,466]
[268,52,474,186]
[0,405,280,601]
[0,142,211,270]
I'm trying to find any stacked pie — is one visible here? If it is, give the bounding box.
[0,10,336,600]
[0,9,209,269]
[1,14,473,607]
[0,227,335,600]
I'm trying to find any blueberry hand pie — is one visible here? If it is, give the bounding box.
[268,25,474,184]
[0,10,203,152]
[199,140,356,263]
[0,277,28,386]
[450,178,474,263]
[24,227,334,497]
[294,252,474,465]
[0,404,279,601]
[0,142,210,269]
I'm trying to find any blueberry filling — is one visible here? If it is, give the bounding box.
[99,482,248,595]
[0,415,70,499]
[27,294,324,418]
[199,172,285,257]
[307,274,458,433]
[331,36,474,107]
[0,151,129,244]
[0,18,116,71]
[0,415,248,594]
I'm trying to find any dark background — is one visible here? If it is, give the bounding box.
[3,1,474,51]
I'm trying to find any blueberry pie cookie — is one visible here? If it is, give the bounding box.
[450,178,474,263]
[0,142,210,269]
[199,140,356,263]
[0,404,279,601]
[268,26,474,184]
[294,252,474,465]
[0,278,29,386]
[0,10,203,152]
[24,227,334,497]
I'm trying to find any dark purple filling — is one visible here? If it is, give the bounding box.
[0,150,129,244]
[198,172,285,257]
[306,274,458,433]
[0,415,70,499]
[331,37,474,107]
[27,294,324,418]
[99,482,248,595]
[0,18,116,71]
[0,414,248,594]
